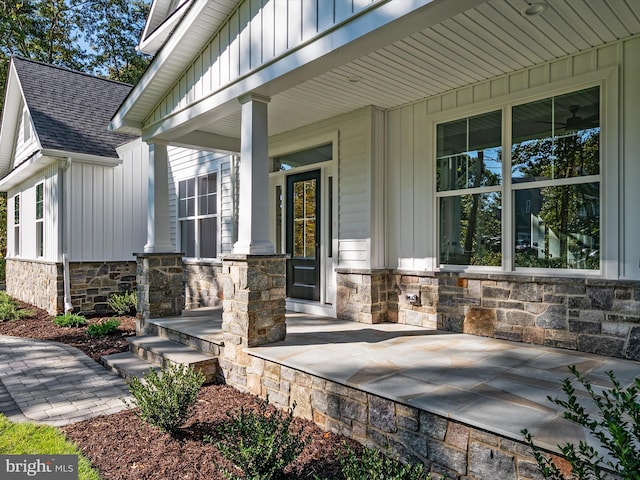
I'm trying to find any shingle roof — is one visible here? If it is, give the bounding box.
[13,57,137,159]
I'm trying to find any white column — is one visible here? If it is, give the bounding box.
[233,94,275,255]
[144,142,175,253]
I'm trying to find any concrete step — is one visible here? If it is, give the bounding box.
[100,351,161,385]
[138,315,223,356]
[127,335,219,383]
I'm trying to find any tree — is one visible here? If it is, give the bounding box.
[80,0,150,84]
[0,0,151,281]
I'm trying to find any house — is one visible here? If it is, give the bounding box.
[112,0,640,354]
[104,0,640,475]
[0,57,234,314]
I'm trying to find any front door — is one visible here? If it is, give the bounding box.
[286,170,320,301]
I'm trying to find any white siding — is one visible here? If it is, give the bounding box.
[13,106,39,168]
[67,140,148,261]
[147,0,381,125]
[6,162,58,261]
[270,107,374,270]
[167,146,235,254]
[386,38,640,280]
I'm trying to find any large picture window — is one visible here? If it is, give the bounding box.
[35,183,44,257]
[178,173,218,258]
[437,86,600,271]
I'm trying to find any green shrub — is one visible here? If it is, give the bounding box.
[123,363,205,434]
[53,312,87,328]
[0,294,32,321]
[87,318,121,338]
[208,400,309,480]
[107,290,137,316]
[523,365,640,480]
[337,443,430,480]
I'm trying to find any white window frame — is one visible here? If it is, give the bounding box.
[35,182,44,258]
[13,194,20,257]
[434,76,611,277]
[177,170,220,259]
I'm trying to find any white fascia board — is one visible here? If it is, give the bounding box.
[139,0,193,55]
[41,149,123,167]
[0,151,52,191]
[141,0,487,141]
[0,62,25,177]
[111,0,221,132]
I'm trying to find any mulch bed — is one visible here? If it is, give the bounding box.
[0,300,358,479]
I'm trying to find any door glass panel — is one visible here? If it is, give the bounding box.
[292,178,316,258]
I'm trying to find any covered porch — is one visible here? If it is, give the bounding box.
[137,307,639,478]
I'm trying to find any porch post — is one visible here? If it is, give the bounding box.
[233,94,274,255]
[136,142,183,320]
[220,95,286,390]
[144,142,174,253]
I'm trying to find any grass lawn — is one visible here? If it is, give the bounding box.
[0,414,101,480]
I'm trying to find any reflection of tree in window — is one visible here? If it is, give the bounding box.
[437,110,502,266]
[293,179,316,259]
[512,86,600,269]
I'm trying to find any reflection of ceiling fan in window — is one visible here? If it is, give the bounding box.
[542,105,599,132]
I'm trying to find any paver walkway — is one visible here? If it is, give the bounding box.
[0,335,132,426]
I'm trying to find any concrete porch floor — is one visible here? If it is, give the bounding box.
[157,308,640,457]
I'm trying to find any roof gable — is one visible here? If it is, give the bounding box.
[10,57,137,161]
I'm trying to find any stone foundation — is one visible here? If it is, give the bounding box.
[219,352,566,479]
[68,261,137,315]
[6,259,62,314]
[183,260,224,309]
[136,253,184,319]
[335,269,394,323]
[336,269,640,361]
[5,258,138,315]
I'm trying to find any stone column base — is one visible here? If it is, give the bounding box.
[136,253,183,319]
[221,254,287,349]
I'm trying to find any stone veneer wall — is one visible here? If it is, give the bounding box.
[5,259,62,315]
[136,253,184,319]
[5,259,138,315]
[336,269,395,324]
[68,261,137,314]
[219,353,568,480]
[183,260,224,309]
[336,269,640,361]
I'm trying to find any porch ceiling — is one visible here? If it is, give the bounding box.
[190,0,640,143]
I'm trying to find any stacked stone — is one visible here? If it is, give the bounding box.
[136,253,183,319]
[231,354,554,480]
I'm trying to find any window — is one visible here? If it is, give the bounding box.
[36,183,44,257]
[436,110,503,266]
[437,86,600,271]
[23,111,31,142]
[178,172,217,258]
[13,194,20,256]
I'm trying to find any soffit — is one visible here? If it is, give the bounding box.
[115,0,241,131]
[194,0,640,140]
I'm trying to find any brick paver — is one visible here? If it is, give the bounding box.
[0,335,132,426]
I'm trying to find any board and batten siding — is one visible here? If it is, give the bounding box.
[167,146,236,255]
[13,106,39,168]
[67,140,148,262]
[6,162,59,261]
[270,106,376,270]
[386,37,640,280]
[146,0,381,127]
